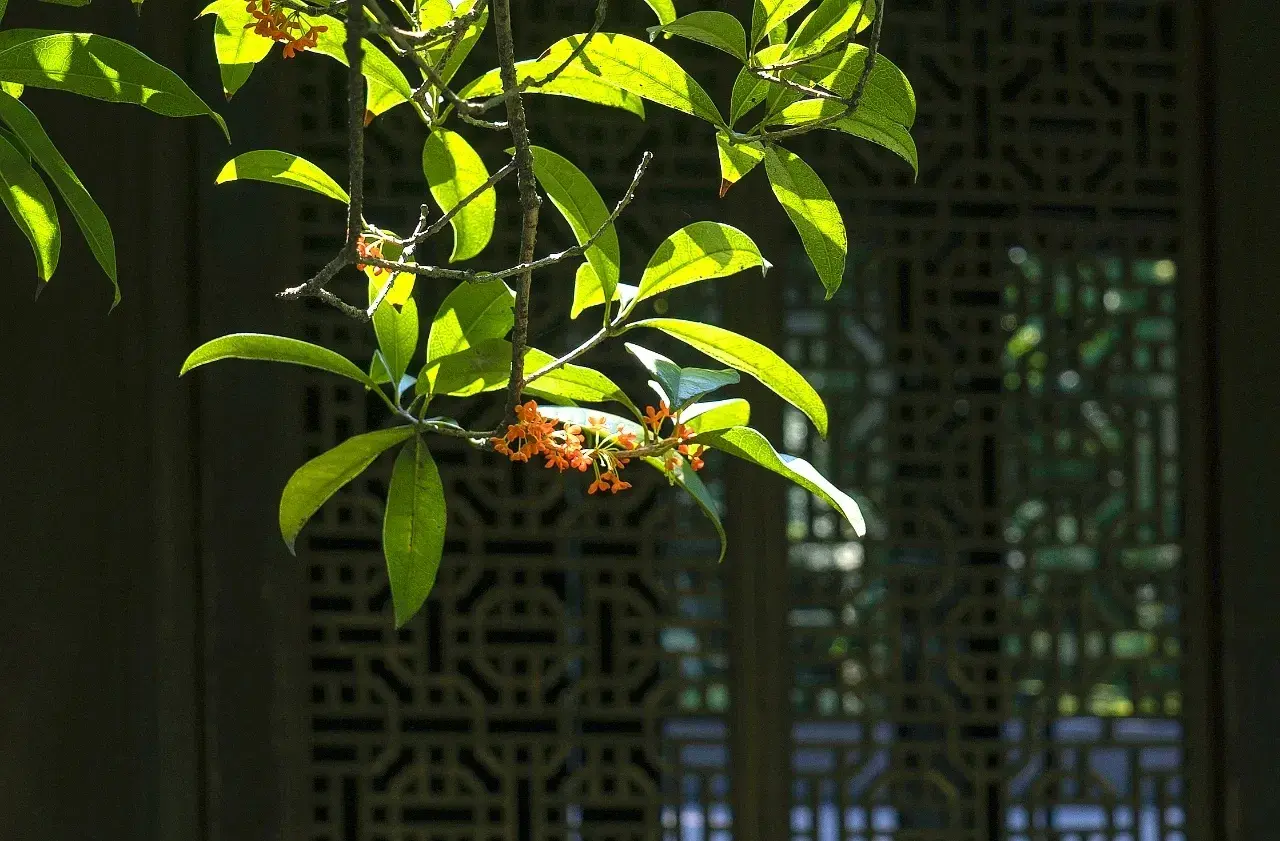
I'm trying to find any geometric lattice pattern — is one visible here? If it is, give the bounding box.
[783,1,1193,839]
[289,0,1200,839]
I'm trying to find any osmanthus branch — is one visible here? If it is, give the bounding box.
[404,158,517,250]
[277,0,368,317]
[471,0,608,114]
[746,0,886,143]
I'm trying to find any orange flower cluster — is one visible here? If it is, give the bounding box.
[245,0,328,58]
[492,400,706,493]
[356,236,385,276]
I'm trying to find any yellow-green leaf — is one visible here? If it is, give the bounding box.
[751,0,809,47]
[785,0,873,60]
[312,17,415,119]
[628,317,828,437]
[700,425,865,535]
[279,426,415,552]
[458,56,646,119]
[426,279,514,362]
[682,398,751,433]
[649,11,747,61]
[716,132,765,196]
[0,131,58,282]
[529,146,620,310]
[767,98,918,176]
[635,221,768,304]
[763,145,846,297]
[373,297,419,389]
[641,0,677,24]
[423,127,496,262]
[180,333,375,386]
[729,43,785,124]
[215,150,349,202]
[570,264,637,319]
[199,0,272,99]
[383,437,447,627]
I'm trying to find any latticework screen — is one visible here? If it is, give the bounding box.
[290,1,1202,839]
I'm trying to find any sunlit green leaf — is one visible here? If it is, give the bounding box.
[417,0,489,85]
[458,53,646,119]
[763,145,846,297]
[423,127,496,262]
[764,43,914,127]
[383,436,447,627]
[180,333,375,386]
[539,33,725,127]
[715,132,764,196]
[524,347,638,413]
[628,317,828,437]
[571,264,636,319]
[785,0,873,59]
[0,131,58,282]
[649,11,747,61]
[0,81,21,98]
[529,146,620,310]
[0,90,115,300]
[635,221,768,303]
[199,0,273,99]
[0,31,228,139]
[419,337,509,398]
[682,397,751,433]
[729,43,784,124]
[626,342,739,412]
[699,425,865,535]
[426,279,514,362]
[641,0,677,25]
[312,17,415,119]
[278,426,415,552]
[767,98,918,175]
[373,297,419,392]
[674,463,726,562]
[751,0,809,47]
[215,150,349,202]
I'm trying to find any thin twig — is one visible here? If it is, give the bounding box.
[406,158,516,249]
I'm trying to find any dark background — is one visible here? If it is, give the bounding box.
[0,1,1275,839]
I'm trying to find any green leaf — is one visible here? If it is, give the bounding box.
[682,397,751,433]
[0,82,22,98]
[180,333,376,386]
[763,145,846,298]
[673,463,726,562]
[199,0,273,99]
[419,337,510,398]
[0,132,58,282]
[529,146,620,309]
[0,90,115,300]
[0,31,228,139]
[524,347,638,413]
[417,0,489,85]
[215,150,349,202]
[628,317,828,437]
[458,56,646,119]
[767,21,789,45]
[641,0,677,24]
[700,425,865,535]
[541,33,725,127]
[383,437,447,627]
[570,264,636,319]
[0,127,27,160]
[648,11,747,61]
[715,132,764,196]
[0,0,7,27]
[423,127,496,262]
[728,42,784,124]
[766,44,914,127]
[373,297,419,391]
[767,98,918,175]
[785,0,873,59]
[312,17,415,119]
[751,0,809,47]
[626,342,739,412]
[278,426,415,552]
[636,221,768,304]
[427,279,514,362]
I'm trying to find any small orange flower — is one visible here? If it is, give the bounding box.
[615,427,638,450]
[643,403,670,433]
[588,474,611,494]
[356,236,385,275]
[246,0,326,58]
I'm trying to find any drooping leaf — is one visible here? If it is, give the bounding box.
[570,264,636,319]
[763,145,846,298]
[538,33,725,127]
[767,98,918,175]
[278,426,415,552]
[215,150,349,202]
[750,0,809,47]
[0,131,58,282]
[785,0,873,60]
[529,146,620,309]
[649,11,747,61]
[426,279,514,362]
[715,132,764,196]
[372,297,419,392]
[180,333,376,387]
[672,463,726,562]
[628,317,828,437]
[199,0,273,99]
[728,43,784,124]
[311,17,415,119]
[626,342,739,412]
[699,425,865,535]
[682,397,751,433]
[458,56,646,119]
[640,0,677,24]
[0,90,115,300]
[0,31,228,139]
[383,436,447,627]
[635,221,768,304]
[423,127,496,262]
